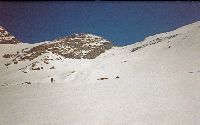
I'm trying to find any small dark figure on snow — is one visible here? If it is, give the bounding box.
[51,78,54,83]
[115,76,120,79]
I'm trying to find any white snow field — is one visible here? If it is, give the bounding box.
[0,21,200,125]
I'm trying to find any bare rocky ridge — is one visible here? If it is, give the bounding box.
[131,34,178,52]
[3,33,113,65]
[52,33,113,59]
[0,26,21,44]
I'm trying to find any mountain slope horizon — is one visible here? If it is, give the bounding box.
[0,21,200,125]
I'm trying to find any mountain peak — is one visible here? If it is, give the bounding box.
[54,33,110,44]
[0,26,21,44]
[5,33,113,65]
[48,33,113,59]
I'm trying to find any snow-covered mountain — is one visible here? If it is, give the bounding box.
[0,32,113,84]
[0,21,200,125]
[0,26,21,44]
[11,33,112,62]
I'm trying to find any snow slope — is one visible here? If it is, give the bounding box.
[0,21,200,125]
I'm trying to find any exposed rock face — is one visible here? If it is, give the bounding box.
[131,34,178,52]
[0,26,21,44]
[7,33,113,63]
[52,33,113,59]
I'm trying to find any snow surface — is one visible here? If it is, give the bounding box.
[0,21,200,125]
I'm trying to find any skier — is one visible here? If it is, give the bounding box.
[51,78,54,83]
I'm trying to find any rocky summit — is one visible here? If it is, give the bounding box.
[0,26,21,44]
[52,33,113,59]
[3,33,113,65]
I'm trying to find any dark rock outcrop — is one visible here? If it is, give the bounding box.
[10,33,113,62]
[0,26,21,44]
[131,34,178,52]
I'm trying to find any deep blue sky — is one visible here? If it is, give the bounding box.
[0,1,200,46]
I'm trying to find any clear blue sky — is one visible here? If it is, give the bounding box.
[0,1,200,46]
